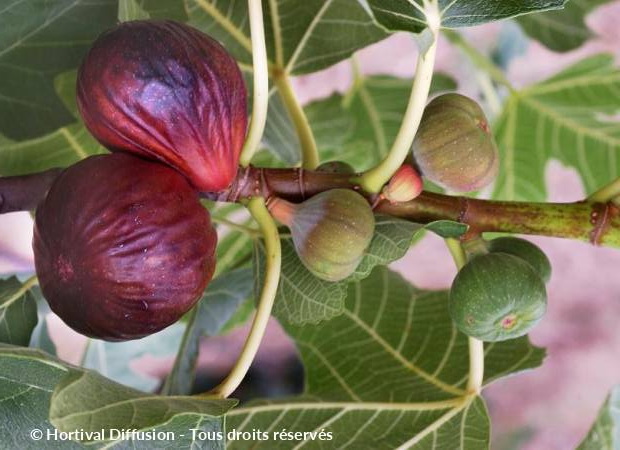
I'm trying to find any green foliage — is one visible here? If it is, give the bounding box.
[0,0,614,447]
[227,267,544,448]
[578,385,620,449]
[186,0,387,75]
[0,277,38,346]
[366,0,567,34]
[518,0,611,52]
[0,345,235,447]
[493,55,620,201]
[0,0,118,140]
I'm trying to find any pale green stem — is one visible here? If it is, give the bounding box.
[475,71,502,116]
[443,29,514,92]
[206,197,281,398]
[274,72,320,169]
[588,177,620,203]
[445,238,484,394]
[239,0,269,167]
[357,1,440,193]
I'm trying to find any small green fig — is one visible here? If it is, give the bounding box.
[488,237,552,283]
[269,189,375,282]
[412,93,499,192]
[316,161,356,174]
[382,165,423,203]
[450,253,547,342]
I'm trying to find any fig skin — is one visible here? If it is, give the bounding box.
[316,161,356,174]
[449,253,547,342]
[412,93,499,192]
[77,20,247,192]
[488,237,552,283]
[33,153,217,341]
[269,189,375,282]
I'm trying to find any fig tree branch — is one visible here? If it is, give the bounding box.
[3,166,620,247]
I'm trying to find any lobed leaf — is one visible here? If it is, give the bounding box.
[518,0,610,52]
[366,0,567,34]
[493,55,620,201]
[0,0,118,140]
[0,345,234,447]
[50,370,235,442]
[227,266,545,448]
[186,0,387,75]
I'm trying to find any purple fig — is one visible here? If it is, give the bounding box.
[77,20,247,192]
[33,153,217,341]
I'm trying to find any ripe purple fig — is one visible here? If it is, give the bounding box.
[33,153,217,341]
[412,93,499,192]
[77,20,247,192]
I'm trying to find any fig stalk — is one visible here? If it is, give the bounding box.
[206,197,281,399]
[239,0,269,167]
[274,72,320,169]
[445,238,484,394]
[357,0,440,194]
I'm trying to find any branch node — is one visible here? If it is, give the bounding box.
[589,202,613,246]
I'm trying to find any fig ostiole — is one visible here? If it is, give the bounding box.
[449,253,547,342]
[77,20,247,192]
[412,93,499,193]
[488,236,552,283]
[268,189,375,282]
[33,153,217,341]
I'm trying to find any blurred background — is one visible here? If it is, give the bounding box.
[2,2,620,449]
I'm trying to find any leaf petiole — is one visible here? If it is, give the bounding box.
[239,0,270,166]
[274,71,320,169]
[445,238,484,394]
[357,0,440,193]
[205,197,281,398]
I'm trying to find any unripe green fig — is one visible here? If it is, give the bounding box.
[412,93,499,192]
[488,237,552,283]
[33,154,217,341]
[269,189,375,282]
[316,161,356,174]
[450,253,547,342]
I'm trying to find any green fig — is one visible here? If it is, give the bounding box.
[412,93,499,192]
[269,189,375,282]
[316,160,356,174]
[488,237,552,283]
[450,253,547,342]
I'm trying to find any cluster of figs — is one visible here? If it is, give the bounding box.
[33,20,550,343]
